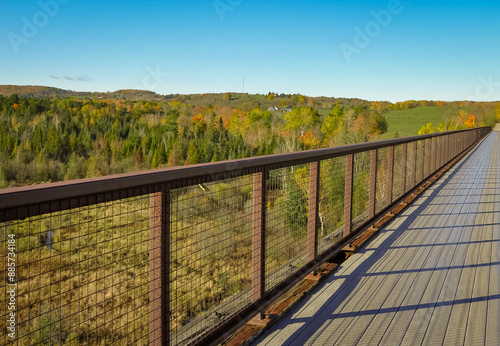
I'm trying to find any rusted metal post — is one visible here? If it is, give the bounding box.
[431,137,436,174]
[451,135,454,160]
[441,136,445,167]
[149,187,170,346]
[437,136,442,168]
[421,140,426,179]
[446,135,449,162]
[434,137,439,172]
[443,135,448,163]
[446,135,453,161]
[445,135,449,162]
[368,150,377,219]
[252,170,266,319]
[436,136,440,170]
[307,161,320,263]
[428,137,433,175]
[451,134,454,159]
[387,146,394,205]
[416,141,421,182]
[450,134,453,158]
[439,135,442,167]
[428,138,432,176]
[412,141,417,189]
[448,135,453,161]
[401,143,407,194]
[430,137,434,174]
[344,154,354,237]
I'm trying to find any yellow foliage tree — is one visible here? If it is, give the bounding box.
[298,131,318,149]
[418,122,435,135]
[465,114,476,128]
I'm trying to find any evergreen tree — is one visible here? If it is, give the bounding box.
[210,147,219,162]
[187,140,199,164]
[285,170,308,237]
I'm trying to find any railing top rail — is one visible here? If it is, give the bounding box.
[0,127,490,211]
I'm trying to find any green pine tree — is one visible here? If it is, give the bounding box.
[285,170,308,237]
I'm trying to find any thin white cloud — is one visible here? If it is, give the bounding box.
[51,74,91,82]
[75,75,90,82]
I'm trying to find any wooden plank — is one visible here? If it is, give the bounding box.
[485,136,500,345]
[486,211,500,345]
[368,200,474,346]
[406,148,490,345]
[464,211,491,345]
[334,171,467,345]
[442,149,491,346]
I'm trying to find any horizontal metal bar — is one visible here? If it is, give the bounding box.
[0,128,489,213]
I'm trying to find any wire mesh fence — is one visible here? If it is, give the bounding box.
[417,139,425,183]
[317,157,345,255]
[265,165,308,292]
[1,194,152,345]
[392,145,404,202]
[0,127,490,346]
[351,152,370,231]
[406,142,417,193]
[169,176,254,345]
[375,147,390,214]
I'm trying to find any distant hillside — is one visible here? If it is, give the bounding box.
[0,85,77,98]
[0,85,378,110]
[2,85,496,122]
[0,85,165,101]
[163,92,372,112]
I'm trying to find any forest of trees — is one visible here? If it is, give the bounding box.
[0,90,497,188]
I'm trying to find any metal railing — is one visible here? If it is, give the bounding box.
[0,127,491,345]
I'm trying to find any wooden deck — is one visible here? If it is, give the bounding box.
[254,131,500,345]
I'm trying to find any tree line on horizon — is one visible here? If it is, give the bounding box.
[0,93,497,188]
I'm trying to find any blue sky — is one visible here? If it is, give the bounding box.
[1,0,499,102]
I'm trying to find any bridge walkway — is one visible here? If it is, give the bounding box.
[254,131,500,345]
